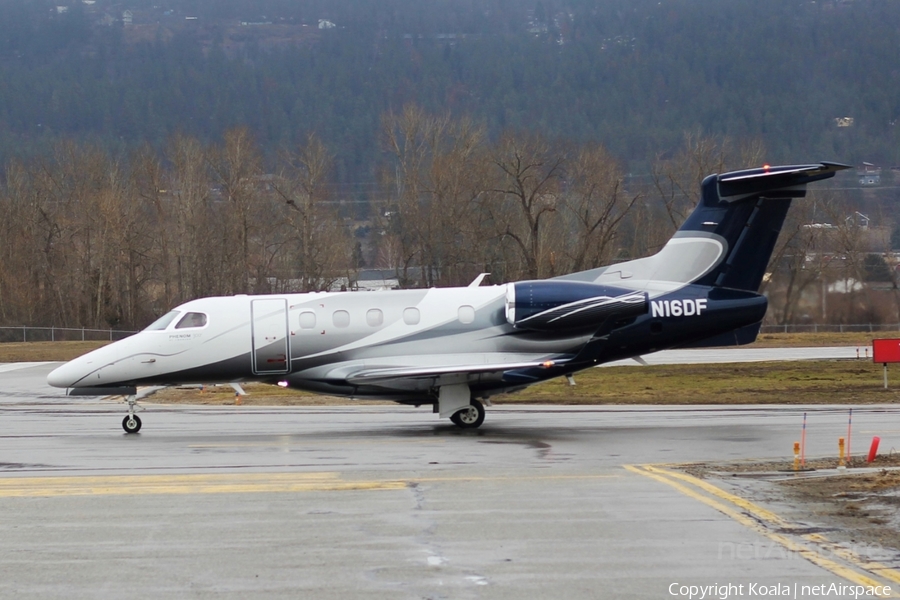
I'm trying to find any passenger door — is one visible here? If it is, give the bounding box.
[251,298,289,375]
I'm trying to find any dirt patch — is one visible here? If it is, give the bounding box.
[680,455,900,556]
[683,454,900,478]
[778,468,900,552]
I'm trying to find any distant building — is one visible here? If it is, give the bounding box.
[122,10,133,26]
[352,269,400,291]
[835,116,854,127]
[318,19,336,29]
[846,211,871,229]
[857,162,881,186]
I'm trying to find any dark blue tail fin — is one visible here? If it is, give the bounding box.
[674,162,849,291]
[557,162,849,292]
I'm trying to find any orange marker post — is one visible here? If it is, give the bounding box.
[867,437,881,464]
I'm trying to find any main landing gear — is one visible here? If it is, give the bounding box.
[122,394,141,434]
[450,398,485,429]
[438,384,487,429]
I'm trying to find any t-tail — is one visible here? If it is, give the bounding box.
[558,162,850,294]
[554,161,850,352]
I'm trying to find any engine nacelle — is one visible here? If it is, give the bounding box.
[505,281,648,331]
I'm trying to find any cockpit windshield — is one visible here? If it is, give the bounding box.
[144,310,181,331]
[175,312,208,329]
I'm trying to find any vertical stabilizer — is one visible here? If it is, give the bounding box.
[556,162,849,294]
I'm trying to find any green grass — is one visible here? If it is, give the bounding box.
[500,360,899,404]
[751,332,880,348]
[0,341,110,362]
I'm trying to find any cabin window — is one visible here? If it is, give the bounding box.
[175,312,207,329]
[333,310,350,328]
[298,311,316,329]
[458,305,475,324]
[144,310,180,331]
[403,307,420,325]
[366,309,383,327]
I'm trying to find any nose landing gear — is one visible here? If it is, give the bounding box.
[122,394,142,434]
[122,414,142,434]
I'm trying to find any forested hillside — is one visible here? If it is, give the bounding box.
[2,0,899,331]
[0,0,898,178]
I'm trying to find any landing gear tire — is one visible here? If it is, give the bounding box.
[450,399,485,429]
[122,414,142,434]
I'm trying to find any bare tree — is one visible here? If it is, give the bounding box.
[560,144,639,273]
[166,133,216,300]
[275,133,351,292]
[650,132,765,242]
[765,196,835,324]
[207,127,264,294]
[483,132,565,280]
[380,106,488,286]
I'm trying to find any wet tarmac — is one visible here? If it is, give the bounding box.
[1,362,898,598]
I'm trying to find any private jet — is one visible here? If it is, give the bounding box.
[48,161,849,432]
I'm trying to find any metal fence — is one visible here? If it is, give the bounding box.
[0,326,137,343]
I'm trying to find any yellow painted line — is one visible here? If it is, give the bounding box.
[803,533,900,587]
[0,472,404,498]
[409,474,620,483]
[645,466,900,587]
[0,472,619,498]
[643,465,792,528]
[624,464,899,596]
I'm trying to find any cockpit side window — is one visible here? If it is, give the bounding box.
[175,312,208,329]
[144,310,181,331]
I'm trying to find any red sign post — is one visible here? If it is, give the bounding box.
[872,339,900,388]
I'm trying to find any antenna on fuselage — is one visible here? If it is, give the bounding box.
[468,273,491,287]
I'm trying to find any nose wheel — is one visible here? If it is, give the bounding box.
[450,399,485,429]
[122,394,142,434]
[122,414,142,433]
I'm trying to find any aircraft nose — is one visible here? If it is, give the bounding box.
[47,360,86,388]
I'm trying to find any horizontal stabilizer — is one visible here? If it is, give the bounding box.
[717,162,850,200]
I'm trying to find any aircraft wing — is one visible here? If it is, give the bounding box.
[344,359,567,385]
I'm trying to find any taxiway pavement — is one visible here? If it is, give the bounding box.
[0,360,897,599]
